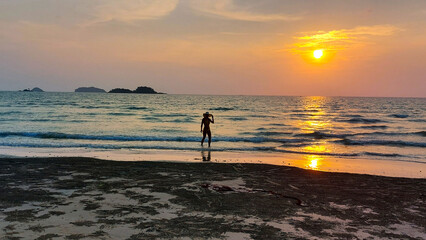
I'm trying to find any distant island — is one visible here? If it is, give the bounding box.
[109,86,163,94]
[75,87,106,93]
[109,88,133,93]
[20,87,44,92]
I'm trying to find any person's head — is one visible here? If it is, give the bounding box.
[203,112,210,118]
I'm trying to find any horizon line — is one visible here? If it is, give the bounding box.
[0,90,424,99]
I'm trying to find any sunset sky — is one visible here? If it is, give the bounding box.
[1,0,425,97]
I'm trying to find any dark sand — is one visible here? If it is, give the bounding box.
[0,157,425,239]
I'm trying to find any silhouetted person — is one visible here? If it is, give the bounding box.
[201,112,214,147]
[201,149,211,161]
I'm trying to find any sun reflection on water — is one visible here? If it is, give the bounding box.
[299,97,332,171]
[304,145,329,153]
[297,96,332,132]
[307,156,319,169]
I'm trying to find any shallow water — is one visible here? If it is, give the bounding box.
[0,92,425,177]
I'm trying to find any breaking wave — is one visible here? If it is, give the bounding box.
[0,131,304,144]
[335,139,425,148]
[338,118,384,124]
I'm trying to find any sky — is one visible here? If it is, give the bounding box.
[0,0,425,97]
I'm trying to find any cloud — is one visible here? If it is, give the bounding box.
[191,0,302,22]
[290,25,402,54]
[86,0,179,25]
[0,0,178,26]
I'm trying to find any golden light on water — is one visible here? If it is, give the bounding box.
[313,49,323,59]
[300,97,330,171]
[305,155,321,170]
[308,159,318,169]
[304,145,329,153]
[298,96,332,132]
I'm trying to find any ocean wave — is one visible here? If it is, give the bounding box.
[294,131,351,139]
[247,114,277,118]
[108,112,136,116]
[255,131,292,136]
[51,114,69,118]
[342,114,363,118]
[335,139,426,148]
[267,123,288,127]
[293,130,424,139]
[209,107,234,111]
[358,125,388,129]
[1,142,419,162]
[227,117,247,121]
[0,142,282,153]
[1,111,22,114]
[408,119,426,123]
[127,106,148,110]
[27,119,54,122]
[79,105,110,109]
[279,142,312,147]
[151,113,188,117]
[338,117,384,124]
[141,116,161,122]
[275,148,419,160]
[415,131,426,137]
[172,117,195,123]
[141,117,195,123]
[389,114,409,118]
[0,131,305,144]
[363,152,404,157]
[290,113,311,117]
[67,120,92,123]
[276,149,359,157]
[356,131,426,137]
[242,131,292,136]
[291,109,320,113]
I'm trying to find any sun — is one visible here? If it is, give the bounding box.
[313,49,323,59]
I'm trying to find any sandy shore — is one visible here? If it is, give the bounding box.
[0,157,425,239]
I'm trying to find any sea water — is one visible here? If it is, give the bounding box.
[0,92,425,177]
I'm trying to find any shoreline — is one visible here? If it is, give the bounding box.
[1,157,425,239]
[1,147,425,179]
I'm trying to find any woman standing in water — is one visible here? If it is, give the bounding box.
[201,112,214,147]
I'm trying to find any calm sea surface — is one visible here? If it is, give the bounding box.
[0,92,425,177]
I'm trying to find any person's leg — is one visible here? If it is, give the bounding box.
[207,130,212,147]
[201,131,206,146]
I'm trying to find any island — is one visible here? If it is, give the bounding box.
[134,86,159,94]
[75,87,106,93]
[20,87,44,92]
[108,86,163,94]
[108,88,133,93]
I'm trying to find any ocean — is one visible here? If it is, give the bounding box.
[0,92,425,177]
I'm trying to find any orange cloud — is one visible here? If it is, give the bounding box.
[290,25,402,55]
[86,0,178,25]
[191,0,302,22]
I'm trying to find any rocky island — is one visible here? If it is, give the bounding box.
[109,86,163,94]
[75,87,106,93]
[108,88,133,93]
[20,87,44,92]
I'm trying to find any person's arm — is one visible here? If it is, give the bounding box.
[200,120,204,132]
[211,115,214,124]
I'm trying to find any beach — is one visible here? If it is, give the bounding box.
[1,157,425,239]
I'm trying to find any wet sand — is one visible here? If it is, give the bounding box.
[0,157,425,239]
